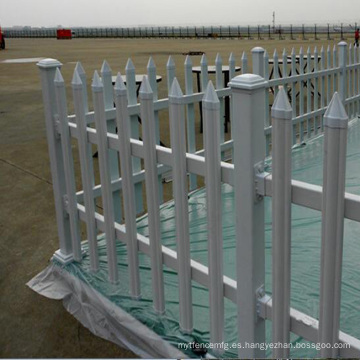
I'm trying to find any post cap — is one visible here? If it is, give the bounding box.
[228,73,267,91]
[251,47,265,54]
[37,58,62,69]
[338,41,347,47]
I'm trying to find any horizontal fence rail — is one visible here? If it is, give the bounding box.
[38,40,360,358]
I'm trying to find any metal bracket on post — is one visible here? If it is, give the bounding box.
[254,161,269,201]
[53,114,61,139]
[62,195,70,218]
[256,285,266,317]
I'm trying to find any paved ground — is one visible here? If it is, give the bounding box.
[0,35,347,357]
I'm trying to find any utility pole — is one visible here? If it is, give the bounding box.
[272,11,275,33]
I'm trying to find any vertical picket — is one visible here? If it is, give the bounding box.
[203,81,224,354]
[148,57,163,203]
[37,58,73,263]
[264,50,271,156]
[355,46,359,116]
[72,69,99,273]
[273,49,279,98]
[101,60,122,222]
[333,45,337,97]
[184,55,197,190]
[338,42,348,114]
[54,69,82,262]
[229,52,235,80]
[75,62,88,112]
[229,73,267,358]
[319,92,348,357]
[291,48,297,145]
[126,58,143,213]
[139,76,165,314]
[299,47,305,142]
[92,71,118,283]
[306,47,312,137]
[169,78,193,333]
[314,47,319,134]
[327,45,332,106]
[215,53,225,143]
[229,52,235,146]
[114,74,141,299]
[348,44,354,118]
[271,88,293,358]
[166,56,176,94]
[200,54,209,90]
[282,48,288,93]
[241,51,248,74]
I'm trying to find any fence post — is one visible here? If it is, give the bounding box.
[271,88,293,358]
[318,92,348,357]
[338,41,348,105]
[229,73,267,358]
[252,47,265,77]
[37,58,73,264]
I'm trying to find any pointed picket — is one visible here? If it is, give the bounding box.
[113,73,141,299]
[139,76,165,314]
[125,58,143,213]
[184,55,197,190]
[72,68,99,272]
[169,77,193,333]
[92,70,118,283]
[203,81,224,354]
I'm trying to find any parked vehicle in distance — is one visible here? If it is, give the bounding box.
[0,27,5,49]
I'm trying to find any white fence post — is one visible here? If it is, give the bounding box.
[114,74,141,299]
[92,71,118,283]
[252,47,265,77]
[338,41,348,106]
[203,81,224,354]
[169,78,193,333]
[72,69,99,272]
[319,92,348,357]
[139,76,165,314]
[229,73,267,358]
[37,58,73,264]
[54,69,82,262]
[271,87,293,358]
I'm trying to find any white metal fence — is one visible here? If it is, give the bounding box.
[38,41,360,357]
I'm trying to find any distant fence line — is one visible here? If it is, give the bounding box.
[3,24,358,40]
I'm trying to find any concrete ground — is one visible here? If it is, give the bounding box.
[0,35,347,357]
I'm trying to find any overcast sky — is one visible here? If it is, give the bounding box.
[1,0,359,27]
